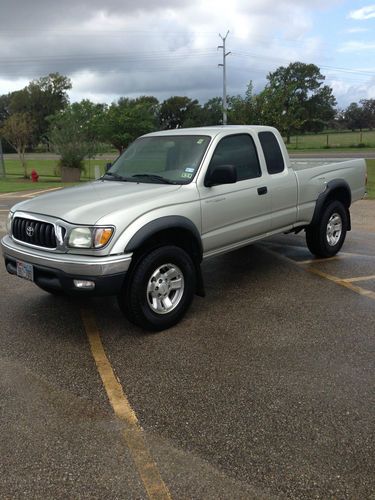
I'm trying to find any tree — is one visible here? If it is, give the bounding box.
[159,96,200,129]
[67,99,107,157]
[258,62,336,142]
[102,96,159,153]
[0,113,35,177]
[344,103,367,132]
[47,101,105,173]
[201,97,223,125]
[360,99,375,129]
[0,94,14,155]
[0,94,11,127]
[10,73,72,145]
[227,82,259,125]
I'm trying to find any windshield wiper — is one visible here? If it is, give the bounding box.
[131,174,177,184]
[101,172,130,182]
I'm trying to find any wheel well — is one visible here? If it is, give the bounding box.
[130,227,202,264]
[127,228,205,297]
[311,184,352,230]
[325,186,351,208]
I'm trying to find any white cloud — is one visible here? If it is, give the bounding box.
[346,27,369,33]
[329,77,375,105]
[0,77,29,95]
[348,4,375,20]
[0,0,362,106]
[338,41,375,52]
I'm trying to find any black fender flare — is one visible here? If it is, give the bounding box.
[124,216,205,296]
[310,179,352,230]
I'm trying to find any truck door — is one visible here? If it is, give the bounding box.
[198,133,271,254]
[258,131,298,231]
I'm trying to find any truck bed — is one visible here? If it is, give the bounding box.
[290,158,355,171]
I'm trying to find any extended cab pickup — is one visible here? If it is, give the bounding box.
[1,126,367,330]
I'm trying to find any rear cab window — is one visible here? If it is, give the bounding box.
[258,131,285,175]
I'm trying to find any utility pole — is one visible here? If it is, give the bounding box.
[218,31,231,125]
[0,138,5,178]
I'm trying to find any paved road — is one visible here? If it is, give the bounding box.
[0,192,374,499]
[289,151,375,159]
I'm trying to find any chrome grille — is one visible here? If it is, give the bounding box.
[12,217,63,248]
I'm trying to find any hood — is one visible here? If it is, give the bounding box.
[12,180,182,225]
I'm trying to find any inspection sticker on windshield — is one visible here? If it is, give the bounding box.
[181,172,193,179]
[185,167,195,173]
[197,139,204,144]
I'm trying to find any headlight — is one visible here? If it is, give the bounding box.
[68,227,114,249]
[6,212,14,234]
[69,227,92,248]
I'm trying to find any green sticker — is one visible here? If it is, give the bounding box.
[181,172,193,179]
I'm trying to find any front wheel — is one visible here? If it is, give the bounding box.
[306,200,348,258]
[118,246,196,331]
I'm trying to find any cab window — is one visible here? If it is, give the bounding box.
[208,134,261,181]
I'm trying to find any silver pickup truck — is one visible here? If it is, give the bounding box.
[1,126,367,330]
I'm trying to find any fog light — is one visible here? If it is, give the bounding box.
[73,279,95,289]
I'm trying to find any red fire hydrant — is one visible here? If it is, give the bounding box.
[31,169,39,182]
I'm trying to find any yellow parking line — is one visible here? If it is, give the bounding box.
[298,256,341,265]
[0,192,17,198]
[298,251,375,265]
[262,245,375,302]
[0,187,63,199]
[80,309,171,500]
[19,187,63,198]
[341,275,375,283]
[304,267,375,300]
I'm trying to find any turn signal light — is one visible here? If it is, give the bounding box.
[94,228,113,248]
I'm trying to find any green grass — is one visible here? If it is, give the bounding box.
[0,179,79,193]
[287,130,375,150]
[366,159,375,199]
[3,158,109,179]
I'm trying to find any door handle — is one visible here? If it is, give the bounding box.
[257,186,268,195]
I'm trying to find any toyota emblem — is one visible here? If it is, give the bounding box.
[26,225,34,237]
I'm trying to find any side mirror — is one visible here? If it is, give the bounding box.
[106,162,112,172]
[204,164,237,187]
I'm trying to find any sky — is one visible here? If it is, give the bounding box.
[0,0,375,108]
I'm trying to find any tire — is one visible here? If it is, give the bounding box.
[306,200,348,258]
[118,245,196,331]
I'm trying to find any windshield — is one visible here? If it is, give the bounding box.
[106,135,211,184]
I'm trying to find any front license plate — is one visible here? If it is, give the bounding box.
[16,260,34,282]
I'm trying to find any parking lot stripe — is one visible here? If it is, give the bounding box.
[342,275,375,283]
[80,309,172,500]
[302,267,375,300]
[261,245,375,302]
[0,192,18,198]
[298,256,341,265]
[19,187,63,198]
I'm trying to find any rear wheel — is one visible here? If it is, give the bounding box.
[118,245,196,331]
[306,200,348,257]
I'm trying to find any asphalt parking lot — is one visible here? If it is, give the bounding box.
[0,191,374,499]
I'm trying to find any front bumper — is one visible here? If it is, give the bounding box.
[1,235,132,295]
